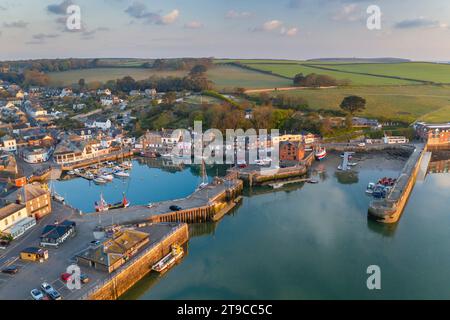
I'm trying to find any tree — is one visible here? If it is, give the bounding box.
[189,64,208,76]
[340,95,366,115]
[293,73,305,85]
[78,78,86,91]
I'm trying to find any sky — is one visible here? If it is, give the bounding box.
[1,0,450,61]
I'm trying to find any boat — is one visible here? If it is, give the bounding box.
[348,162,358,167]
[151,244,184,273]
[113,171,130,178]
[161,153,173,159]
[52,192,65,203]
[307,179,319,184]
[85,172,95,180]
[121,161,133,169]
[93,177,107,185]
[196,159,209,191]
[372,185,386,199]
[67,170,75,175]
[109,193,130,210]
[365,182,376,194]
[314,147,327,160]
[95,193,109,212]
[99,174,114,181]
[271,183,284,189]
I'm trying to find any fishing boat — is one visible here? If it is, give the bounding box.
[314,147,327,160]
[109,194,130,210]
[49,180,65,202]
[151,244,184,273]
[95,193,109,212]
[93,177,107,185]
[113,170,130,178]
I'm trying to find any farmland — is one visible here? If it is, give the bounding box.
[256,85,450,123]
[48,65,291,90]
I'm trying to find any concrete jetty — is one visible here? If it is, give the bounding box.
[368,144,427,223]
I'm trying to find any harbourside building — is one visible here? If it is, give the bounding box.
[76,229,150,273]
[0,203,36,239]
[279,141,305,162]
[21,147,52,164]
[40,220,76,248]
[414,122,450,146]
[3,183,52,219]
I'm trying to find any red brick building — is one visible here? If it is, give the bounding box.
[280,141,305,162]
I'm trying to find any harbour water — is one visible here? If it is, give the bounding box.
[55,154,450,299]
[53,159,215,213]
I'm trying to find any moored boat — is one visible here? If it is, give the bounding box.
[151,244,184,273]
[113,170,130,178]
[314,147,327,160]
[93,177,107,185]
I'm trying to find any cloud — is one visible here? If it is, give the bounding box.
[3,20,29,28]
[252,20,298,37]
[80,27,110,39]
[262,20,283,31]
[225,10,252,19]
[47,0,73,15]
[159,9,179,25]
[124,2,179,25]
[26,33,60,45]
[332,4,362,22]
[184,21,203,29]
[280,27,298,36]
[394,17,446,29]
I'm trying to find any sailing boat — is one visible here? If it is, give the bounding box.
[196,159,208,191]
[49,180,65,203]
[95,193,109,212]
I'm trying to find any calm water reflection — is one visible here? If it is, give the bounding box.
[120,155,450,300]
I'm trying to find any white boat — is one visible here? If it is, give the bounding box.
[271,183,284,189]
[314,147,327,160]
[348,162,358,166]
[161,153,173,159]
[93,177,107,184]
[67,170,75,175]
[365,182,376,194]
[114,171,130,178]
[85,172,95,180]
[152,244,184,273]
[99,174,114,181]
[121,161,133,169]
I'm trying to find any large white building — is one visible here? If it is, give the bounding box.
[1,135,17,152]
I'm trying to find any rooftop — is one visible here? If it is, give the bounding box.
[0,203,26,220]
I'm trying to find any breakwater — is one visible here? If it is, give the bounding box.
[84,223,189,300]
[368,144,426,223]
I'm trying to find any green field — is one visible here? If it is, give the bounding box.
[48,68,187,86]
[257,85,450,123]
[240,63,415,85]
[48,65,292,90]
[316,62,450,84]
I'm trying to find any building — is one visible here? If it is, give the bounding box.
[1,135,17,152]
[40,220,76,248]
[60,88,73,98]
[352,117,381,128]
[86,119,112,130]
[4,183,52,219]
[20,247,48,262]
[76,229,150,273]
[383,136,409,144]
[0,203,36,239]
[21,147,51,164]
[53,139,112,165]
[414,122,450,145]
[137,131,163,149]
[280,141,305,162]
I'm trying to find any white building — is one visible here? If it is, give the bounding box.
[100,98,114,106]
[384,136,409,144]
[86,119,112,130]
[1,135,17,152]
[22,147,51,163]
[60,88,73,98]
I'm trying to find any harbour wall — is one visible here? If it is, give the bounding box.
[368,144,426,223]
[84,223,189,300]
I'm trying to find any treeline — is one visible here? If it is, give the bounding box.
[293,73,350,87]
[5,58,96,73]
[150,58,214,71]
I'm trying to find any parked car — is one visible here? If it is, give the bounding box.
[169,205,182,211]
[41,282,62,300]
[1,265,20,275]
[30,289,44,300]
[80,274,90,284]
[61,272,72,283]
[41,282,54,295]
[48,290,62,300]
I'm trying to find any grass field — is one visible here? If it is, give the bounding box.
[48,68,186,86]
[48,65,292,90]
[257,85,450,123]
[240,63,415,85]
[315,62,450,84]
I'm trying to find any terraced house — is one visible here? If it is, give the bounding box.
[4,183,52,220]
